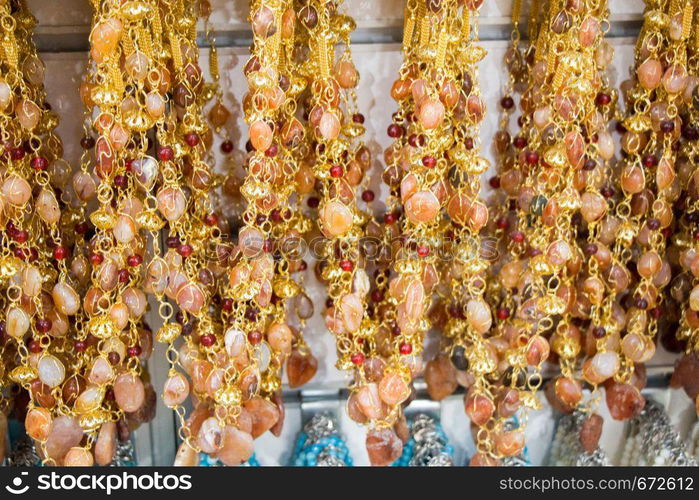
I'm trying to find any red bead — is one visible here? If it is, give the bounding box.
[53,245,69,260]
[330,165,343,178]
[399,342,413,355]
[204,213,218,226]
[10,147,25,161]
[263,239,273,253]
[125,159,134,172]
[31,156,48,170]
[127,345,142,357]
[36,318,52,333]
[500,96,515,109]
[114,175,127,188]
[127,254,143,266]
[387,123,402,138]
[422,156,436,168]
[80,136,95,149]
[75,222,89,235]
[464,138,474,150]
[200,334,216,347]
[248,330,262,344]
[118,268,130,283]
[157,146,174,161]
[299,260,308,271]
[339,260,353,272]
[352,113,365,123]
[307,196,320,208]
[89,252,104,265]
[489,176,501,189]
[177,244,193,257]
[371,290,384,302]
[513,137,527,149]
[220,140,234,153]
[107,352,120,365]
[417,245,430,257]
[265,143,278,157]
[384,212,397,224]
[351,353,365,365]
[221,298,233,311]
[184,132,200,147]
[510,231,525,243]
[28,340,42,353]
[14,230,28,243]
[361,190,375,202]
[75,340,86,352]
[496,308,510,320]
[642,154,657,168]
[525,151,539,165]
[595,93,611,106]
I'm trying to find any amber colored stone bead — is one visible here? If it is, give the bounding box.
[605,381,645,420]
[579,413,603,453]
[286,348,318,388]
[424,354,458,401]
[243,397,280,438]
[366,428,403,466]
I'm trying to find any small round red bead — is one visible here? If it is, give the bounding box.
[31,156,48,170]
[220,140,234,153]
[510,231,525,243]
[127,345,142,357]
[184,132,200,147]
[339,260,353,272]
[53,245,68,260]
[157,146,174,161]
[127,254,143,267]
[36,318,52,333]
[89,252,104,265]
[351,353,365,365]
[399,342,413,355]
[422,155,436,168]
[248,330,263,344]
[330,165,343,178]
[177,244,193,258]
[118,268,130,283]
[497,308,510,320]
[204,213,219,226]
[200,334,216,347]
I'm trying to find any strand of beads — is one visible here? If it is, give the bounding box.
[670,5,699,417]
[0,0,98,466]
[67,0,170,466]
[360,0,435,465]
[604,0,692,420]
[159,0,241,465]
[297,0,385,451]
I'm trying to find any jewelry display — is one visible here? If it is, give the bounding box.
[2,0,699,468]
